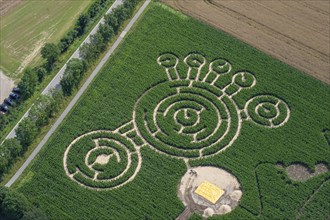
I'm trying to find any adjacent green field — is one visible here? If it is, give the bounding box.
[0,0,92,78]
[14,2,329,219]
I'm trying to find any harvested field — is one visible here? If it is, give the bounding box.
[0,0,22,16]
[0,0,92,78]
[162,0,330,84]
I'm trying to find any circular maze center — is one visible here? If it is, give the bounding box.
[134,80,240,158]
[176,108,199,127]
[63,131,140,190]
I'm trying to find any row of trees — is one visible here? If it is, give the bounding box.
[0,2,142,218]
[0,0,114,134]
[0,186,47,220]
[0,89,62,177]
[80,0,140,63]
[60,59,88,96]
[41,0,112,70]
[61,0,142,95]
[59,0,111,53]
[0,0,142,180]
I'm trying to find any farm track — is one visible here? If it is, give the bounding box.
[295,178,330,219]
[161,0,330,84]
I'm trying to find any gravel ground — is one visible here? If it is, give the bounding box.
[0,70,15,102]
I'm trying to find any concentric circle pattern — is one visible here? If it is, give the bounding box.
[246,95,290,127]
[63,131,140,190]
[234,72,256,88]
[134,80,240,158]
[63,52,291,192]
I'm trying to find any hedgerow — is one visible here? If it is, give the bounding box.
[0,186,47,220]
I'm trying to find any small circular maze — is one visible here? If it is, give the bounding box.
[246,95,290,127]
[63,131,140,190]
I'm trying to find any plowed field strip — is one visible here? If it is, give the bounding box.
[0,0,21,16]
[161,0,330,84]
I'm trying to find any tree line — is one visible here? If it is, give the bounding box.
[0,186,47,220]
[61,0,140,94]
[0,0,141,217]
[0,89,62,175]
[0,0,142,184]
[0,0,113,134]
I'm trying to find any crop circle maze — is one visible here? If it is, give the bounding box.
[134,79,240,158]
[63,52,291,193]
[63,130,142,190]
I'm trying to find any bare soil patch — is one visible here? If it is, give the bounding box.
[177,166,242,219]
[285,163,329,181]
[162,0,330,84]
[0,0,22,16]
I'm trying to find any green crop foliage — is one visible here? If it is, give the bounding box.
[15,2,330,219]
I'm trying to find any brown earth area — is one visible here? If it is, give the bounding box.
[285,163,329,182]
[0,0,21,16]
[161,0,330,84]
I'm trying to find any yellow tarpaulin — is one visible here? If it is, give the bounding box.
[194,181,224,204]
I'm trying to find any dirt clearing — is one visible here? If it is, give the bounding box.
[162,0,330,84]
[285,163,329,181]
[177,166,242,219]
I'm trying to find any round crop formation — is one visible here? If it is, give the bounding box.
[134,80,240,158]
[246,95,290,127]
[63,131,140,190]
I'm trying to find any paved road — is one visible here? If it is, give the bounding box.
[4,0,123,141]
[5,0,151,187]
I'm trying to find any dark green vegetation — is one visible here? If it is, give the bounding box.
[41,43,60,70]
[62,0,141,95]
[15,2,329,219]
[0,186,47,220]
[0,91,63,178]
[0,139,22,174]
[60,59,88,96]
[323,128,330,145]
[80,0,141,64]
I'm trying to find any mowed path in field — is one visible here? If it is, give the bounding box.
[162,0,330,84]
